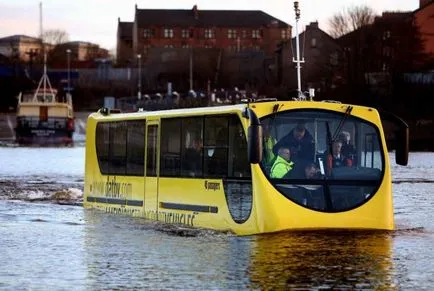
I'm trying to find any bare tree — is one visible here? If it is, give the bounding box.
[328,5,376,38]
[39,30,69,66]
[42,29,69,45]
[329,12,348,38]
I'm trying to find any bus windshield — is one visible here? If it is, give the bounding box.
[260,109,384,212]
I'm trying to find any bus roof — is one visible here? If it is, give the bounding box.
[90,103,248,120]
[88,100,378,121]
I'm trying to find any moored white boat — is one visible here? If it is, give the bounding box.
[15,63,75,145]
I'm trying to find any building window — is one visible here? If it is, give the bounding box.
[311,38,317,48]
[144,29,153,38]
[228,29,237,39]
[204,29,215,39]
[181,29,190,39]
[144,44,151,54]
[205,44,213,49]
[252,30,260,39]
[241,30,247,38]
[228,45,238,52]
[253,45,260,51]
[330,52,338,66]
[164,44,174,48]
[164,28,174,38]
[181,44,190,48]
[281,29,290,39]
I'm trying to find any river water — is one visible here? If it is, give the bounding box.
[0,146,433,290]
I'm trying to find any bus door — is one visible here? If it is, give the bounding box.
[144,121,160,216]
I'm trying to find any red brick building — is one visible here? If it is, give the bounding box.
[414,0,434,57]
[337,0,433,76]
[116,20,133,66]
[117,4,291,65]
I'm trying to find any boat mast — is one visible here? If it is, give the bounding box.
[292,1,305,100]
[33,1,54,102]
[41,1,46,100]
[39,2,43,40]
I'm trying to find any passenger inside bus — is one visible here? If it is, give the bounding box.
[326,140,353,175]
[183,137,203,176]
[338,131,357,164]
[304,163,323,179]
[273,121,315,168]
[270,146,294,179]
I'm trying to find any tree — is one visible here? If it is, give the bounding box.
[42,29,69,46]
[39,30,69,67]
[328,5,376,38]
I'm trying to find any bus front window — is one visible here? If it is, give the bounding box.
[261,110,385,212]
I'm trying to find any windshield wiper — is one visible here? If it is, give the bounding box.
[332,105,353,141]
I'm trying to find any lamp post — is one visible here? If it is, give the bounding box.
[137,54,142,99]
[66,49,71,93]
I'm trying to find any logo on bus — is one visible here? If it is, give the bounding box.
[204,180,220,191]
[91,176,132,199]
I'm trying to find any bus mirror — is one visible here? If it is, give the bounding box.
[244,108,263,164]
[395,126,409,166]
[248,125,263,164]
[380,110,409,166]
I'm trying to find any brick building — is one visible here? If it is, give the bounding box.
[338,0,433,76]
[0,35,108,68]
[64,41,108,62]
[276,22,341,97]
[0,35,44,62]
[116,20,133,66]
[414,0,434,57]
[117,4,291,64]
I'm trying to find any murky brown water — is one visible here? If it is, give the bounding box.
[0,148,433,290]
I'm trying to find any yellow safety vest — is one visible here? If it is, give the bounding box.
[270,155,294,178]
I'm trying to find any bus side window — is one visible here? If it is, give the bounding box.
[96,122,110,174]
[160,119,181,176]
[204,117,228,177]
[229,118,250,178]
[126,120,145,176]
[181,117,204,177]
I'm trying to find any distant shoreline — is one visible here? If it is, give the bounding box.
[1,111,432,151]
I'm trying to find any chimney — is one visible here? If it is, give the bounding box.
[118,17,120,23]
[135,3,138,10]
[307,21,318,29]
[192,4,199,20]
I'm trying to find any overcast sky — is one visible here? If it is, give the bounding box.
[0,0,420,51]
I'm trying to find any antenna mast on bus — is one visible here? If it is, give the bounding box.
[292,1,305,100]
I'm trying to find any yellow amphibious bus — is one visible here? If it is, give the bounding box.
[83,99,409,235]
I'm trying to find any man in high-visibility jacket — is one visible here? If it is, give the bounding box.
[270,146,294,178]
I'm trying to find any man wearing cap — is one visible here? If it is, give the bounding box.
[273,121,315,167]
